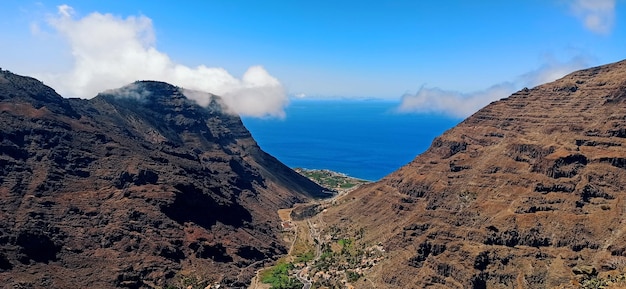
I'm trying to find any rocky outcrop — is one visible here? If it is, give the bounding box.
[290,204,322,221]
[0,70,327,288]
[323,60,626,288]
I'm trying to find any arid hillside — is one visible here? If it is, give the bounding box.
[0,70,327,288]
[323,60,626,288]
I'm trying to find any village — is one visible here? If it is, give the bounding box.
[249,169,384,289]
[279,208,386,289]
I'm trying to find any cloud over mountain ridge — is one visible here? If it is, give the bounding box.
[34,5,287,118]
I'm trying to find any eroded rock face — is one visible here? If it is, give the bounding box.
[0,70,327,288]
[324,60,626,288]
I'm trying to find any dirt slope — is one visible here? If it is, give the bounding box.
[323,59,626,288]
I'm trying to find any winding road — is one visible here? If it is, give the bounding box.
[293,218,323,289]
[295,269,312,289]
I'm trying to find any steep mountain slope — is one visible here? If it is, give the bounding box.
[0,70,327,288]
[323,60,626,288]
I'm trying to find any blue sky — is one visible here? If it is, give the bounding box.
[0,1,623,117]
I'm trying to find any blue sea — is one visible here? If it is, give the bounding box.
[242,99,460,181]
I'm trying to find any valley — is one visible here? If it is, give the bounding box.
[6,59,626,288]
[4,2,626,288]
[250,171,382,289]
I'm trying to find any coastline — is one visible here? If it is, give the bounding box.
[294,168,371,193]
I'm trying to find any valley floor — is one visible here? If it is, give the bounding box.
[248,173,383,289]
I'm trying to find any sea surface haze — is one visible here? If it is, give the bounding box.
[242,99,460,181]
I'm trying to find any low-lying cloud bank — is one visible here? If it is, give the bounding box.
[397,83,515,118]
[36,5,287,118]
[398,56,591,118]
[398,0,616,119]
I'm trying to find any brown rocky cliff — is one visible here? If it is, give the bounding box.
[0,71,326,288]
[323,60,626,288]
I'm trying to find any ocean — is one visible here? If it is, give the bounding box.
[242,99,460,181]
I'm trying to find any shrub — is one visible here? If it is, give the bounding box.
[261,262,302,289]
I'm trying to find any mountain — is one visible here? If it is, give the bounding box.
[0,70,327,288]
[322,60,626,288]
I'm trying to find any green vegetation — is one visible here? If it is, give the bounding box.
[581,274,626,289]
[346,271,361,282]
[296,249,315,263]
[294,168,370,191]
[261,262,302,289]
[307,227,384,288]
[338,238,353,249]
[581,277,608,289]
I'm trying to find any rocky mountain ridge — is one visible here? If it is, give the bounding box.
[321,59,626,288]
[0,69,327,288]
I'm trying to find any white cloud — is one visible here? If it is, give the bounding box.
[36,5,287,118]
[570,0,616,34]
[397,56,590,118]
[519,55,590,86]
[57,4,75,18]
[101,82,153,101]
[398,83,515,118]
